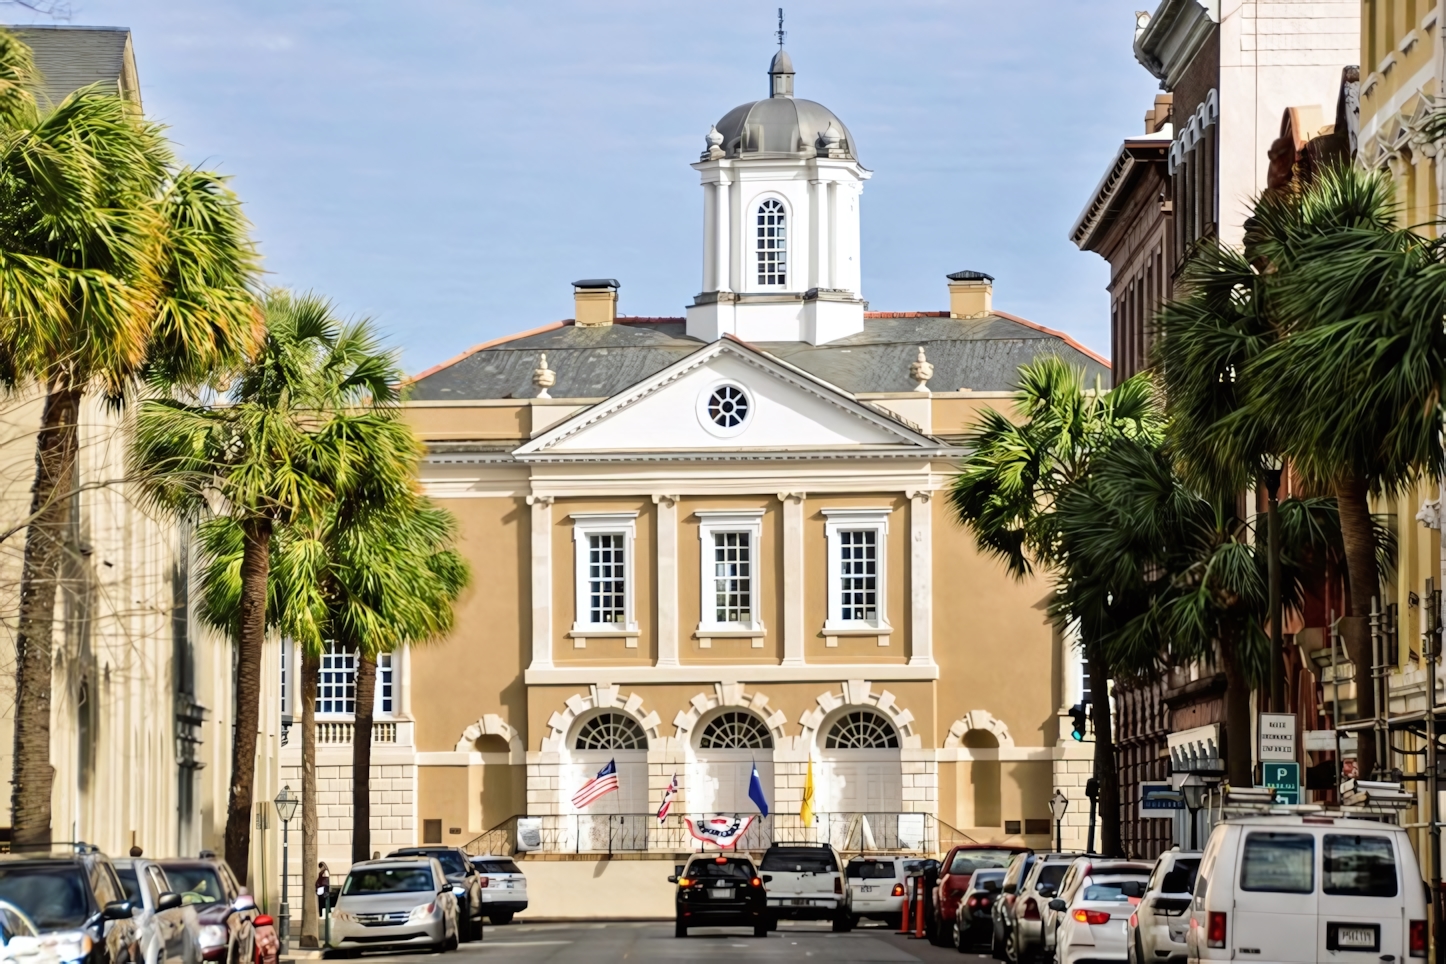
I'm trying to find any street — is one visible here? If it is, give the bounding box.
[326,921,982,963]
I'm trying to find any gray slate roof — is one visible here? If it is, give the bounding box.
[409,314,1109,401]
[9,25,136,108]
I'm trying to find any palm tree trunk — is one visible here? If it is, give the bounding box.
[1335,470,1379,779]
[300,650,320,947]
[351,652,377,864]
[1220,638,1254,788]
[11,385,81,850]
[223,517,270,882]
[1086,647,1122,857]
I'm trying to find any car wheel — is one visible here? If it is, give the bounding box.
[674,921,688,938]
[831,913,851,933]
[885,913,902,931]
[489,911,514,925]
[993,927,1008,960]
[953,918,964,952]
[754,923,768,938]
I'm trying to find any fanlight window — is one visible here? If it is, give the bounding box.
[699,711,773,749]
[756,198,786,286]
[574,712,647,750]
[825,710,899,749]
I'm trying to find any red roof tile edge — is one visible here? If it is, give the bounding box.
[992,311,1110,369]
[863,311,950,318]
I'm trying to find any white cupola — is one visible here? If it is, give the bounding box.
[685,49,872,345]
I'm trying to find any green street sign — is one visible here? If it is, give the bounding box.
[1261,761,1300,805]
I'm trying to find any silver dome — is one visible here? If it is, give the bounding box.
[709,50,857,160]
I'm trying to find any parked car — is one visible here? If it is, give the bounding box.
[1009,851,1080,964]
[992,852,1038,959]
[468,856,527,925]
[844,856,910,929]
[155,854,256,964]
[112,859,187,964]
[330,858,459,956]
[669,853,770,938]
[1186,813,1427,964]
[1125,850,1199,964]
[0,848,137,964]
[387,847,483,942]
[758,844,851,932]
[935,846,1026,947]
[1047,859,1153,964]
[954,868,1006,951]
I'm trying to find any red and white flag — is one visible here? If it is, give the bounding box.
[571,759,619,809]
[657,772,679,823]
[685,814,756,849]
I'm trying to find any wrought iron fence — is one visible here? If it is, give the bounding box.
[464,811,973,857]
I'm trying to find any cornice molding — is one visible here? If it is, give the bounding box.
[1134,0,1217,88]
[523,662,940,686]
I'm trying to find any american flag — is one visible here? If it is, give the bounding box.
[657,772,679,823]
[571,759,619,809]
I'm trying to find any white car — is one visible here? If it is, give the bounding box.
[844,856,910,928]
[1187,813,1427,964]
[1011,852,1079,964]
[1048,860,1153,964]
[330,858,459,955]
[469,855,528,925]
[759,844,851,931]
[1126,850,1199,964]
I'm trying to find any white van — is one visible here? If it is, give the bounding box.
[1188,814,1426,964]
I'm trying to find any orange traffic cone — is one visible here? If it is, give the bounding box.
[909,877,927,939]
[896,878,914,935]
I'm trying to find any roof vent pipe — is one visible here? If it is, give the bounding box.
[946,270,994,319]
[572,279,619,327]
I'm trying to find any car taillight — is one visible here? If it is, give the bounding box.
[1411,920,1427,958]
[1023,898,1039,921]
[967,896,979,908]
[479,876,489,888]
[981,897,991,908]
[835,877,843,894]
[1074,910,1111,925]
[1207,911,1227,949]
[751,877,762,888]
[892,883,905,897]
[1129,912,1139,929]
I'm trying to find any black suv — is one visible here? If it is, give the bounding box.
[0,847,135,964]
[388,847,484,942]
[669,853,771,938]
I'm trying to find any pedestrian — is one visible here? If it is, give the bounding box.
[316,862,330,915]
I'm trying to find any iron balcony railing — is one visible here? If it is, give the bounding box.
[463,811,978,858]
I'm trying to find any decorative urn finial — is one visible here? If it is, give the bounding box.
[910,346,934,392]
[533,353,556,399]
[703,124,726,160]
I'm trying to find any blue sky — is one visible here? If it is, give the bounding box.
[30,1,1162,373]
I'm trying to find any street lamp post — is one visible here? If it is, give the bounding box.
[1049,790,1069,852]
[1263,457,1285,713]
[273,785,299,955]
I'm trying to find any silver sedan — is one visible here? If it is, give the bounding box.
[329,858,459,955]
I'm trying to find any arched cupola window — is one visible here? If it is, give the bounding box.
[699,711,773,749]
[824,709,899,749]
[756,198,787,286]
[574,712,647,750]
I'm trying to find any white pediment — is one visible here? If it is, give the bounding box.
[515,339,938,458]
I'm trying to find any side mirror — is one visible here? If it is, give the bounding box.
[1048,899,1067,913]
[762,875,772,883]
[103,901,133,921]
[157,893,183,912]
[667,876,678,884]
[1120,881,1145,899]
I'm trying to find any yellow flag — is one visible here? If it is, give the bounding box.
[800,759,815,824]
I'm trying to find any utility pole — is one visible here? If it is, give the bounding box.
[1264,462,1285,711]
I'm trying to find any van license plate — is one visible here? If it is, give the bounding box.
[1328,924,1379,951]
[710,888,732,899]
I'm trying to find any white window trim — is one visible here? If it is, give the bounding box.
[696,509,766,635]
[695,379,754,439]
[823,508,891,633]
[572,512,640,635]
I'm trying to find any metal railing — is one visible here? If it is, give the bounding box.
[463,811,972,857]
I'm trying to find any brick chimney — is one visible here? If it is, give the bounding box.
[947,270,993,319]
[572,279,619,327]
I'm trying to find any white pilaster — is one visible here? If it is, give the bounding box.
[908,490,933,667]
[528,495,554,670]
[715,177,732,293]
[813,178,831,290]
[702,183,717,291]
[654,494,680,667]
[780,492,806,666]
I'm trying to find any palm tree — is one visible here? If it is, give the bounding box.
[0,36,259,847]
[131,291,394,881]
[949,357,1164,857]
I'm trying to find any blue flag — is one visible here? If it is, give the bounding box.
[748,762,770,817]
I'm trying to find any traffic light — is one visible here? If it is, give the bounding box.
[1069,702,1088,741]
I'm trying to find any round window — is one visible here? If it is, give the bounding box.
[696,381,753,437]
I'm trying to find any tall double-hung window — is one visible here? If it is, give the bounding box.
[756,198,787,286]
[823,508,891,633]
[696,510,765,635]
[572,512,640,638]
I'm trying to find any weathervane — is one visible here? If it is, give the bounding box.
[776,8,786,48]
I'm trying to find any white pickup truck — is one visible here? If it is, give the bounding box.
[759,844,852,932]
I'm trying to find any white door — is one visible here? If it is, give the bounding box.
[826,759,903,812]
[690,757,772,814]
[1230,829,1318,963]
